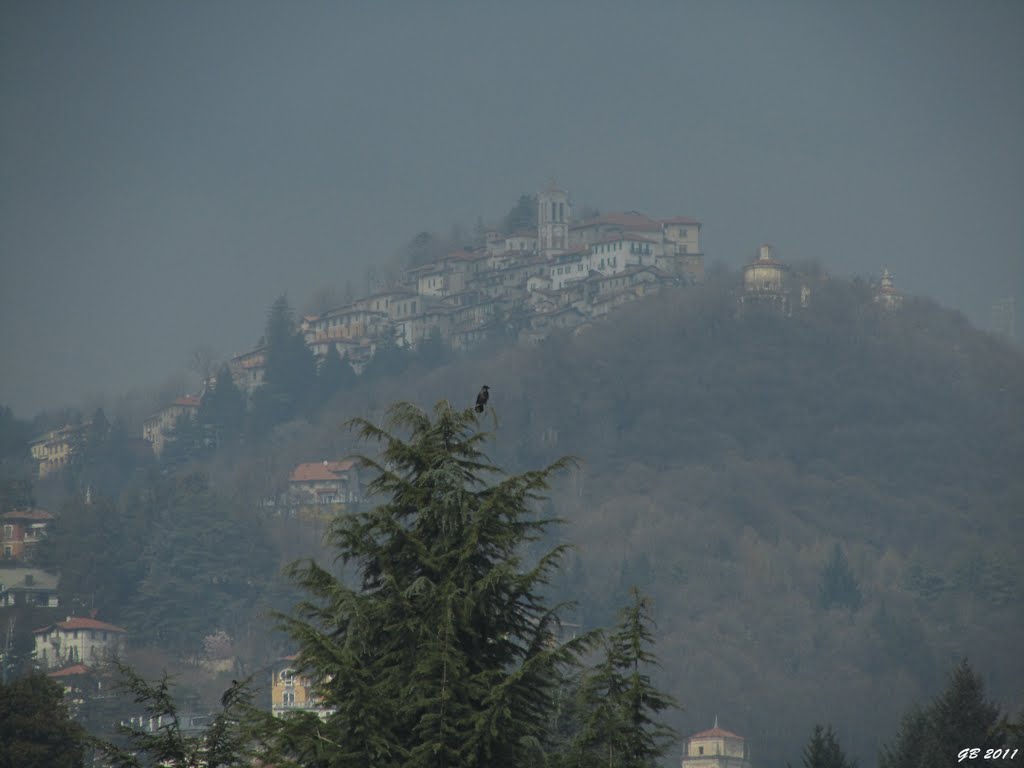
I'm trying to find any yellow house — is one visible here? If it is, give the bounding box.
[142,395,201,458]
[270,656,334,718]
[681,720,752,768]
[30,423,89,479]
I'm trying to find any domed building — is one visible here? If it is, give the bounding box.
[681,719,752,768]
[739,244,791,316]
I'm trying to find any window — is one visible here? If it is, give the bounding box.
[698,746,704,755]
[283,692,295,706]
[2,525,12,540]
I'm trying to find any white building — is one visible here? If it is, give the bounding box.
[34,617,128,670]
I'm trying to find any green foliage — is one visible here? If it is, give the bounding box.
[161,411,208,466]
[0,672,85,768]
[48,491,139,621]
[878,660,1008,768]
[503,194,538,234]
[314,344,355,406]
[266,401,591,768]
[819,543,862,611]
[572,588,678,768]
[98,662,254,768]
[793,724,858,768]
[198,365,246,446]
[126,473,273,656]
[256,295,317,430]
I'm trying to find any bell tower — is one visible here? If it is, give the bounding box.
[538,181,570,256]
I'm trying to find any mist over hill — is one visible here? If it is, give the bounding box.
[4,269,1021,766]
[291,269,1024,765]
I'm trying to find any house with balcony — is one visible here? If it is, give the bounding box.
[29,423,89,479]
[289,460,361,507]
[271,655,334,718]
[1,508,54,561]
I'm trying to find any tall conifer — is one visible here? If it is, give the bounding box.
[264,401,591,768]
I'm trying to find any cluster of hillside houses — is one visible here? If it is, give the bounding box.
[226,183,706,397]
[26,183,904,476]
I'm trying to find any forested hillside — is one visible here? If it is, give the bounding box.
[4,268,1021,766]
[292,268,1024,765]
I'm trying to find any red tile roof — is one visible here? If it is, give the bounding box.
[48,663,92,677]
[591,234,658,245]
[290,460,356,483]
[1,509,54,521]
[35,617,127,634]
[571,211,662,232]
[173,395,202,408]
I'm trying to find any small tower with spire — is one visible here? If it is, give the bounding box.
[681,719,752,768]
[874,268,903,311]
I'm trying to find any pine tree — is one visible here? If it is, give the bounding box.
[0,672,85,768]
[794,724,857,768]
[257,294,317,429]
[261,401,592,768]
[199,365,246,444]
[819,543,862,611]
[97,663,253,768]
[879,660,1007,768]
[315,344,355,406]
[573,588,678,768]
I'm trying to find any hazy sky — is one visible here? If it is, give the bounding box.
[2,1,1022,417]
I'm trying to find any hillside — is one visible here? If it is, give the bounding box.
[287,268,1024,765]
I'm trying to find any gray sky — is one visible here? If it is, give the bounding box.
[2,1,1022,417]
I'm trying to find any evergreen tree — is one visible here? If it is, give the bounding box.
[879,660,1007,768]
[256,294,317,429]
[199,365,246,445]
[0,672,85,768]
[819,543,862,611]
[315,344,355,406]
[503,194,538,234]
[161,411,206,466]
[97,663,253,768]
[793,724,858,768]
[127,473,272,656]
[573,588,678,768]
[262,401,592,768]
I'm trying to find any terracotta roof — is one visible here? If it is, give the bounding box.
[1,509,54,521]
[690,726,743,739]
[290,460,356,483]
[173,395,201,408]
[35,617,127,634]
[571,212,662,232]
[591,233,658,245]
[48,663,92,677]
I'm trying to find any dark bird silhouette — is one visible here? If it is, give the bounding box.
[475,385,490,413]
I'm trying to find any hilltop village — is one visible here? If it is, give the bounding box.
[225,182,706,397]
[25,182,906,473]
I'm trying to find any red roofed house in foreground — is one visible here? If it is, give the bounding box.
[289,460,361,507]
[681,718,752,768]
[34,616,128,671]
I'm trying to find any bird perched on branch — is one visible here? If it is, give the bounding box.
[475,385,490,413]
